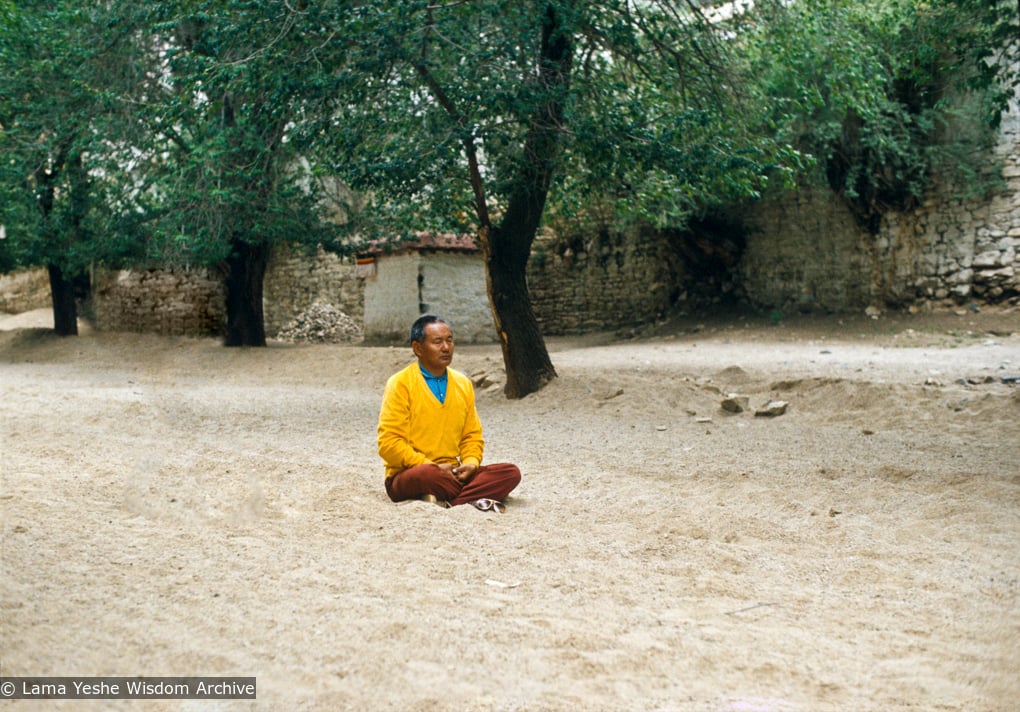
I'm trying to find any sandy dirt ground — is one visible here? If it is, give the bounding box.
[1,306,1018,711]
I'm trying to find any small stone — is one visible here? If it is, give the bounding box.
[471,371,495,388]
[720,394,749,413]
[755,400,788,417]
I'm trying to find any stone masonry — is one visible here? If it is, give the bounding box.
[738,90,1020,313]
[885,92,1020,306]
[262,245,363,336]
[527,227,676,334]
[91,267,225,335]
[0,268,50,314]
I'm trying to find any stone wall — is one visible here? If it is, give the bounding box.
[0,248,360,339]
[882,91,1020,306]
[738,92,1020,313]
[85,246,363,338]
[92,267,225,336]
[738,189,877,312]
[527,227,676,334]
[4,88,1017,332]
[0,268,51,314]
[263,245,363,336]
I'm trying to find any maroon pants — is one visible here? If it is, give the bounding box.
[385,463,521,506]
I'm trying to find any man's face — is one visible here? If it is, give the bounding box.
[413,321,455,376]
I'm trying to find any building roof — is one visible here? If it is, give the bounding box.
[359,231,479,257]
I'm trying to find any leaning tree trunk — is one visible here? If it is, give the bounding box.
[47,264,79,336]
[482,226,557,399]
[222,239,268,347]
[481,1,571,398]
[418,1,570,396]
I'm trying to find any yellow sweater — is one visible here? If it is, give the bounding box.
[377,362,484,479]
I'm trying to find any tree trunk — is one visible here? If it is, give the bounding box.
[47,264,79,336]
[35,144,85,337]
[222,239,268,346]
[480,1,571,398]
[482,226,557,399]
[419,1,570,397]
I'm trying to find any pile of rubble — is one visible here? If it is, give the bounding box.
[275,301,363,343]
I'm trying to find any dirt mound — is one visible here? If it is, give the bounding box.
[274,301,363,344]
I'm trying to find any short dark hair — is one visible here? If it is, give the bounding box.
[410,315,450,344]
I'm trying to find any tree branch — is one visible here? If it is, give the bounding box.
[415,6,490,228]
[497,1,572,252]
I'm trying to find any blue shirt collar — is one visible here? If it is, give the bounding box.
[418,363,448,402]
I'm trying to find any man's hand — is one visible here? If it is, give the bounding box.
[451,462,478,483]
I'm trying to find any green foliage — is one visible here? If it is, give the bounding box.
[737,0,1017,230]
[290,1,804,243]
[296,1,554,241]
[138,1,342,266]
[2,0,1015,289]
[0,1,152,275]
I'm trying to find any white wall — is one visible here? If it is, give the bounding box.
[363,252,420,342]
[363,251,495,343]
[419,253,494,343]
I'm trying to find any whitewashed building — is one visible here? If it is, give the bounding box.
[358,233,495,344]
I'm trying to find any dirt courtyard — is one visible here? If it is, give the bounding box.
[1,307,1018,711]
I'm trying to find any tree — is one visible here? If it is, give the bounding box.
[0,1,785,377]
[0,2,108,334]
[736,0,1019,232]
[302,1,778,397]
[1,0,340,344]
[0,0,158,334]
[140,1,339,346]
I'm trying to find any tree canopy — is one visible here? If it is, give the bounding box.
[0,0,145,332]
[292,1,790,395]
[1,0,1015,392]
[738,0,1018,230]
[135,2,351,345]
